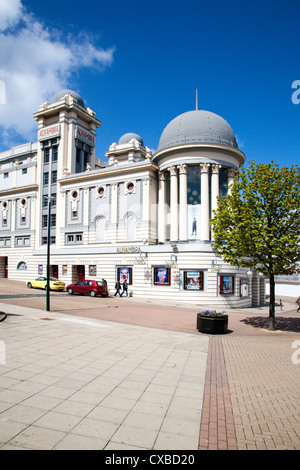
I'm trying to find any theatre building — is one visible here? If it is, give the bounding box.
[0,89,265,307]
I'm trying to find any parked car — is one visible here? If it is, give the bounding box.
[66,280,109,297]
[26,277,66,291]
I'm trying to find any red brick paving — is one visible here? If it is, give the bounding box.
[199,337,237,450]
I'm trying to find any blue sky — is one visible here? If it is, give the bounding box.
[1,0,300,167]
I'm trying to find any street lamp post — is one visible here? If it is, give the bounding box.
[46,196,51,312]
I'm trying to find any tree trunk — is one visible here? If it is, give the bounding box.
[269,272,276,331]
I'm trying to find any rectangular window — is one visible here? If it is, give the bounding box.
[153,267,171,286]
[43,172,49,185]
[66,233,83,245]
[22,168,28,175]
[50,213,56,227]
[52,146,58,161]
[51,194,56,207]
[51,170,57,184]
[44,148,50,164]
[3,173,8,179]
[42,214,47,228]
[183,270,204,290]
[219,275,235,295]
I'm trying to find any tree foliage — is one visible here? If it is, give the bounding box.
[210,160,300,330]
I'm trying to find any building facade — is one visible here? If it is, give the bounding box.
[0,89,265,307]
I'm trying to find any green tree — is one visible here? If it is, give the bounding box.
[210,160,300,331]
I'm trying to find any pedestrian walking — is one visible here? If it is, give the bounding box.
[114,280,121,296]
[120,280,128,297]
[296,296,300,312]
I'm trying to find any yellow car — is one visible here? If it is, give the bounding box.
[26,277,65,291]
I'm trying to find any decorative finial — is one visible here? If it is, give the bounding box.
[196,89,198,110]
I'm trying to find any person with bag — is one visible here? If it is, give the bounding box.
[114,280,121,297]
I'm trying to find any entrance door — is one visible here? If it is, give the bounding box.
[4,257,8,278]
[77,265,85,281]
[51,265,58,279]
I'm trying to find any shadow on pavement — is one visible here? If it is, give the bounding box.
[241,316,300,333]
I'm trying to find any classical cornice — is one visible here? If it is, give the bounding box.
[153,142,245,166]
[0,184,38,197]
[59,161,159,186]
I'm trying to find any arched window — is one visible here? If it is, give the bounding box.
[17,261,27,271]
[125,213,136,241]
[96,216,105,242]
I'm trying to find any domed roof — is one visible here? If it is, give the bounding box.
[52,89,85,108]
[157,110,238,151]
[118,133,144,146]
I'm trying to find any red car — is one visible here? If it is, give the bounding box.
[66,280,109,297]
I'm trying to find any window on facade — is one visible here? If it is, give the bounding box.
[16,237,30,247]
[51,194,56,207]
[51,170,57,184]
[22,168,27,175]
[43,172,49,185]
[44,148,50,164]
[17,261,27,270]
[0,238,10,247]
[42,236,55,245]
[3,173,8,179]
[42,214,47,228]
[50,213,56,227]
[66,233,83,244]
[52,147,58,161]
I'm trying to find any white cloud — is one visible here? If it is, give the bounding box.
[0,0,23,31]
[0,0,115,147]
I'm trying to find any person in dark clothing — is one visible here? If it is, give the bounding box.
[120,281,128,297]
[114,281,121,296]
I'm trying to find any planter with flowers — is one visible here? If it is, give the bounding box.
[196,310,228,334]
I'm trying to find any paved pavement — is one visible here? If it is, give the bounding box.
[0,282,299,451]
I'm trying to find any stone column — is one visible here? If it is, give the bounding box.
[169,166,178,242]
[227,168,237,194]
[211,164,221,241]
[251,272,260,307]
[111,183,118,242]
[200,163,210,241]
[211,164,221,215]
[178,164,188,241]
[158,171,166,243]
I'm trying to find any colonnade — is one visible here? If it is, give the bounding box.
[158,164,237,243]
